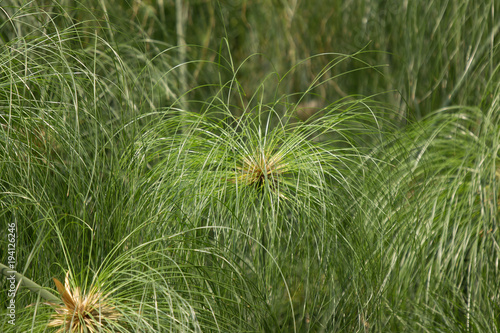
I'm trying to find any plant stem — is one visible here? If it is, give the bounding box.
[0,263,60,303]
[176,0,187,109]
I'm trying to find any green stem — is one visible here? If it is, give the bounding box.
[176,0,187,108]
[260,192,268,283]
[0,263,60,303]
[441,21,500,108]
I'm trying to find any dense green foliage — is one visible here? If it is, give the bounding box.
[1,0,499,332]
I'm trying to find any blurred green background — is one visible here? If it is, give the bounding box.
[2,0,494,119]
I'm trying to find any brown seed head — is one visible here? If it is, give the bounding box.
[234,149,288,192]
[48,272,120,333]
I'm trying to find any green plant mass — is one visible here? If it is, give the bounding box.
[1,0,499,332]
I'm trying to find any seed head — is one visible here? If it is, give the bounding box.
[48,272,120,333]
[235,149,288,194]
